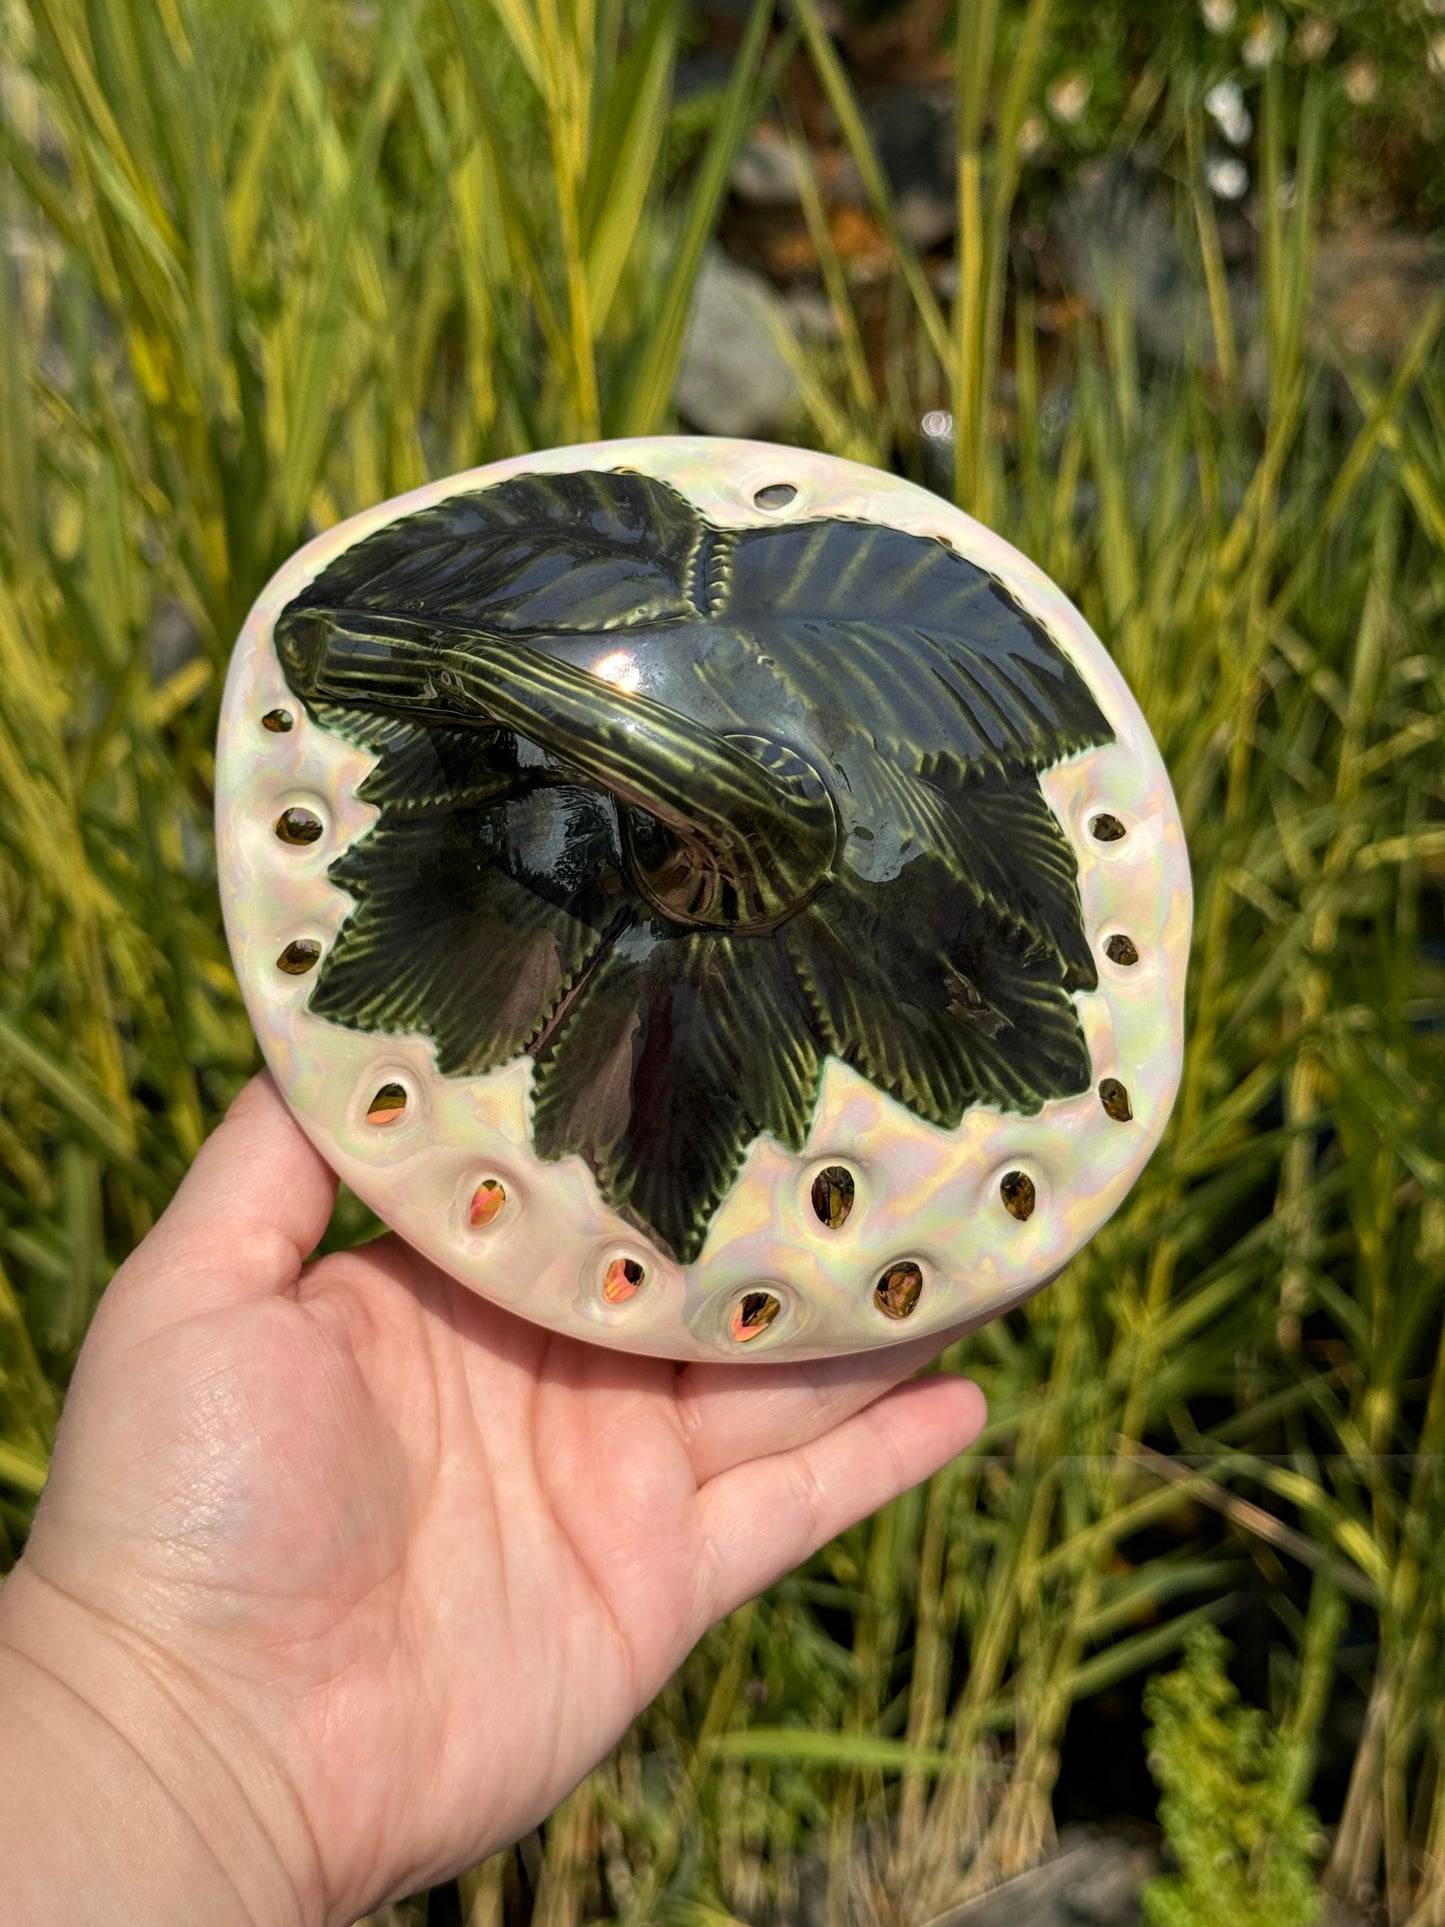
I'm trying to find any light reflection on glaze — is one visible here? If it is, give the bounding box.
[217,437,1191,1363]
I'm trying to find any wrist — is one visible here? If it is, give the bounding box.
[0,1561,321,1927]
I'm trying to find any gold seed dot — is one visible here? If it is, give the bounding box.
[810,1164,855,1229]
[275,805,323,845]
[1105,933,1139,966]
[1000,1171,1036,1221]
[365,1081,408,1126]
[261,708,294,733]
[602,1256,644,1304]
[1090,813,1126,842]
[730,1290,782,1341]
[754,482,797,511]
[276,938,321,975]
[468,1179,507,1228]
[1099,1077,1133,1122]
[874,1261,923,1319]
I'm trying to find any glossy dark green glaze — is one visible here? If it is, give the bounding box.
[274,470,1114,1262]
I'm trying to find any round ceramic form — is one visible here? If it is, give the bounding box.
[216,437,1191,1362]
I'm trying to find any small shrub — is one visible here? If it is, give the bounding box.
[1142,1625,1323,1927]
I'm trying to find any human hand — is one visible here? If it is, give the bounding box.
[0,1073,985,1925]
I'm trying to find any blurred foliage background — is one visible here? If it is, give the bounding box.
[2,0,1444,1921]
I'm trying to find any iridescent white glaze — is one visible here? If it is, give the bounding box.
[216,438,1191,1361]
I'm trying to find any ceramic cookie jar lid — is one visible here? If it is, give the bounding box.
[216,438,1191,1362]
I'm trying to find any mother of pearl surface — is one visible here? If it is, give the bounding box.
[216,437,1191,1362]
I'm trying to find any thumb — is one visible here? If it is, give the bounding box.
[103,1073,338,1329]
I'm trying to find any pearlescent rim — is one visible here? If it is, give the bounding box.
[216,436,1192,1362]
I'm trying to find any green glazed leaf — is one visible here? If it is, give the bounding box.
[279,469,1114,1260]
[531,928,821,1257]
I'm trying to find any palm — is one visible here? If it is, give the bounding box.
[18,1078,983,1918]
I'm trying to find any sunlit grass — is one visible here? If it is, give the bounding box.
[2,2,1443,1922]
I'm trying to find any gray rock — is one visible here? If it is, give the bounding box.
[731,125,808,207]
[1049,155,1260,371]
[873,87,956,251]
[921,1827,1161,1927]
[918,1827,1370,1927]
[780,287,840,341]
[674,247,800,439]
[835,86,956,251]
